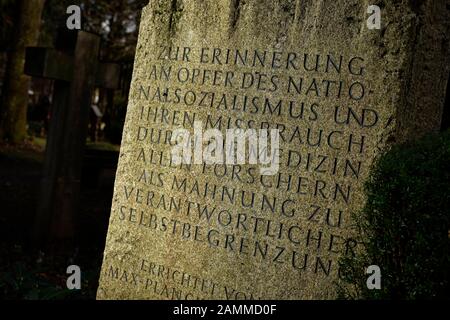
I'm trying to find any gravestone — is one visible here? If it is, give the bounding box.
[98,0,449,299]
[25,29,121,245]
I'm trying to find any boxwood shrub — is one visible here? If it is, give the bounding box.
[337,130,450,299]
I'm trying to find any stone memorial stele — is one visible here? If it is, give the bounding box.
[97,0,449,299]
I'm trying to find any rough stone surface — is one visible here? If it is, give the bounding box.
[97,0,449,300]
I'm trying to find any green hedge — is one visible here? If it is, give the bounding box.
[338,130,450,299]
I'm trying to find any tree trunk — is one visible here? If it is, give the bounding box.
[0,0,46,144]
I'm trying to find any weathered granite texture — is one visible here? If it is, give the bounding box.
[97,0,449,300]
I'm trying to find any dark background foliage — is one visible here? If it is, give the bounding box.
[0,0,145,299]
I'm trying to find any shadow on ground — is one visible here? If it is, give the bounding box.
[0,141,117,300]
